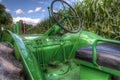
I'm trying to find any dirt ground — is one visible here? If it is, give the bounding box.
[0,42,24,80]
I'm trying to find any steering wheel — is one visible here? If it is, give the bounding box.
[50,0,82,33]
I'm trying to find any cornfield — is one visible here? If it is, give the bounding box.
[75,0,120,40]
[27,0,120,40]
[27,19,51,34]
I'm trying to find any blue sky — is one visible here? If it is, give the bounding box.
[0,0,80,25]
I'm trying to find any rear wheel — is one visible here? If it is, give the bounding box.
[112,76,120,80]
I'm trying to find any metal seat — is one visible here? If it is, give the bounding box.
[75,43,120,71]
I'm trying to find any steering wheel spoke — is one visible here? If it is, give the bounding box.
[66,18,74,30]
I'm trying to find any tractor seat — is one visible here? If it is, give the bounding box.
[75,43,120,71]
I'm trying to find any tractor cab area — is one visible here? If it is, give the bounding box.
[0,0,120,80]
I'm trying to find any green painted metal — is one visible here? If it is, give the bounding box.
[1,0,120,79]
[1,27,119,80]
[1,28,112,80]
[76,59,120,77]
[1,30,45,80]
[44,25,61,36]
[74,38,120,77]
[14,22,20,35]
[2,18,120,80]
[20,29,103,67]
[92,39,120,66]
[45,61,80,80]
[79,65,111,80]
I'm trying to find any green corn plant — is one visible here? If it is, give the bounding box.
[27,0,120,40]
[74,0,120,40]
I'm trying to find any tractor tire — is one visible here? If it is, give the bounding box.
[112,76,120,80]
[0,42,24,80]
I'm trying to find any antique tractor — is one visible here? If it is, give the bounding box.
[0,0,120,80]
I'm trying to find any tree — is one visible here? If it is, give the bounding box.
[0,4,13,31]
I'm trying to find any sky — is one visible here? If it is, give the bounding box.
[0,0,80,25]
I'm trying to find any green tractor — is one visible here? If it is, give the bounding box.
[0,0,120,80]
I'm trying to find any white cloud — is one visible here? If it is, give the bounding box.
[35,7,42,12]
[38,1,49,5]
[5,8,10,12]
[65,0,83,4]
[65,0,71,4]
[53,9,58,13]
[15,9,24,15]
[28,10,34,14]
[42,9,45,12]
[0,0,2,2]
[73,0,83,3]
[27,7,44,14]
[13,17,41,25]
[38,1,44,4]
